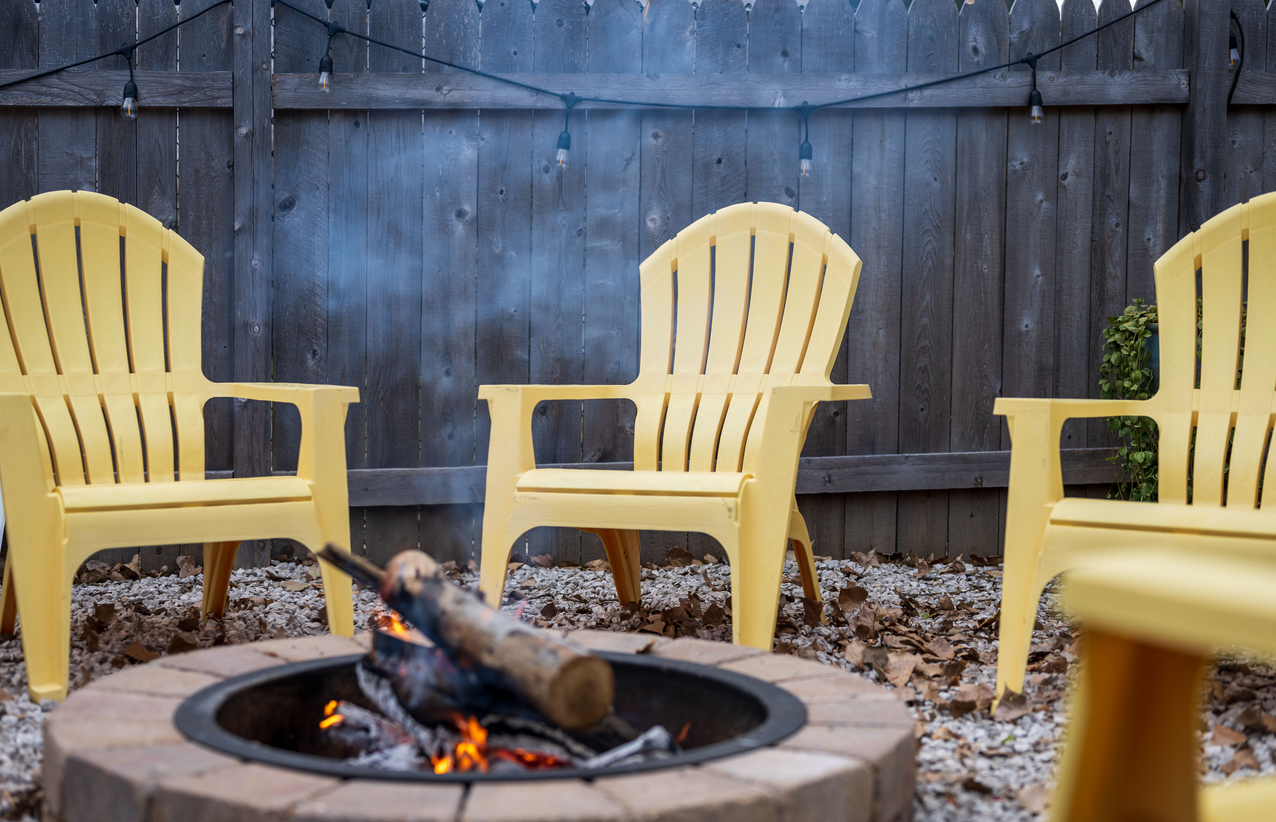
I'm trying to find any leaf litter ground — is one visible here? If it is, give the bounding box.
[0,550,1271,820]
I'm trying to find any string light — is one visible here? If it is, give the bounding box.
[119,47,138,120]
[1229,33,1240,69]
[798,104,812,178]
[556,93,578,169]
[1025,54,1043,125]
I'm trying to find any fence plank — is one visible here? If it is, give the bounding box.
[95,0,137,206]
[637,0,696,564]
[1224,0,1265,207]
[1086,0,1136,451]
[1053,0,1098,455]
[1267,0,1276,205]
[271,0,330,488]
[580,0,643,564]
[526,0,587,566]
[180,0,236,484]
[1180,0,1232,235]
[363,0,425,565]
[797,0,856,560]
[948,0,1008,558]
[844,0,907,557]
[0,0,37,212]
[420,0,481,564]
[38,0,95,193]
[325,0,370,557]
[475,0,535,565]
[1127,0,1184,307]
[897,0,959,558]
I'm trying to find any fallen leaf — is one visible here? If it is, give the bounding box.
[506,562,524,571]
[94,602,116,627]
[1221,747,1260,775]
[850,550,880,568]
[306,564,323,579]
[667,546,696,567]
[936,594,955,611]
[702,554,719,564]
[837,584,869,612]
[175,556,203,579]
[1211,724,1248,747]
[861,646,890,678]
[279,580,309,592]
[529,554,555,568]
[941,659,967,686]
[1017,784,1050,813]
[961,776,993,795]
[123,642,159,663]
[167,633,201,655]
[842,640,867,668]
[885,653,919,688]
[801,597,823,627]
[944,560,966,574]
[925,636,955,661]
[583,558,610,571]
[540,601,559,618]
[993,690,1031,723]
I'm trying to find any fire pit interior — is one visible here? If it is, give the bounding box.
[175,650,807,783]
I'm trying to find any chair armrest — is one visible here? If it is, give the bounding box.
[213,382,361,407]
[477,384,635,402]
[994,396,1149,421]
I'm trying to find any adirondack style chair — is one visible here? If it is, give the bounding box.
[994,191,1276,702]
[0,191,359,702]
[477,202,870,649]
[1054,552,1276,822]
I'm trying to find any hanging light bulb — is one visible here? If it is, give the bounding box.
[121,79,138,120]
[799,139,812,177]
[556,129,571,168]
[1230,33,1240,69]
[1029,87,1043,125]
[318,52,333,93]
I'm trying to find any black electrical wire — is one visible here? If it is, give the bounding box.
[1229,10,1245,107]
[0,0,233,93]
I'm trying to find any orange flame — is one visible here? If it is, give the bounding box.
[319,700,344,730]
[377,609,411,636]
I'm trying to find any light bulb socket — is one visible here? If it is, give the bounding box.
[799,139,812,162]
[557,130,571,152]
[319,53,334,74]
[1028,88,1043,109]
[123,80,138,101]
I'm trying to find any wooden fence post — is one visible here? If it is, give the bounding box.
[232,0,274,565]
[1180,0,1231,234]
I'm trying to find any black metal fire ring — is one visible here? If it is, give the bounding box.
[174,650,808,783]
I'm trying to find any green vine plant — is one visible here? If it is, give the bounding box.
[1099,299,1159,501]
[1099,297,1247,503]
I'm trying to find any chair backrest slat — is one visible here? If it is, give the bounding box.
[0,191,208,488]
[636,202,860,475]
[1151,192,1276,510]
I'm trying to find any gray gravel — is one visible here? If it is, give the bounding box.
[0,552,1271,821]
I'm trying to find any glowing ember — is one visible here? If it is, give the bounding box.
[377,609,411,636]
[319,699,344,729]
[427,713,570,774]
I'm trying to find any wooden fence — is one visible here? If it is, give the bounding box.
[0,0,1268,567]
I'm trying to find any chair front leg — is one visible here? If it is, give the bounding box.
[584,529,642,606]
[201,541,240,618]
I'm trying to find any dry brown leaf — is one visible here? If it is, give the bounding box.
[583,558,610,572]
[540,601,559,618]
[936,593,955,611]
[842,640,867,668]
[1211,724,1248,747]
[862,646,890,678]
[279,580,309,592]
[175,556,203,579]
[850,550,880,568]
[801,597,823,627]
[93,602,116,627]
[925,636,955,661]
[529,554,555,568]
[506,562,524,571]
[1017,784,1051,813]
[667,546,696,567]
[885,653,919,688]
[123,642,159,663]
[837,584,869,612]
[0,689,13,704]
[167,633,201,655]
[1221,747,1260,775]
[993,690,1031,723]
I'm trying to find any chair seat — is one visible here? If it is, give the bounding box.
[1049,498,1276,542]
[515,468,751,498]
[58,476,313,512]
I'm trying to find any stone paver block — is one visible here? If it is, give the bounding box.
[151,762,337,822]
[781,673,896,703]
[720,654,840,684]
[781,725,917,822]
[154,644,282,679]
[53,689,184,722]
[90,664,221,699]
[703,747,874,822]
[43,719,186,819]
[596,767,779,822]
[565,630,665,655]
[805,699,916,729]
[464,779,630,822]
[62,743,234,822]
[294,780,463,821]
[255,633,368,663]
[648,638,767,666]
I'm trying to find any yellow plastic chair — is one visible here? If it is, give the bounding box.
[0,191,359,702]
[1054,552,1276,822]
[993,192,1276,701]
[478,202,870,649]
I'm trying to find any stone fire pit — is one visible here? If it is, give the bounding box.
[43,631,915,822]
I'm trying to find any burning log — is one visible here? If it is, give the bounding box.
[320,699,414,755]
[318,546,615,731]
